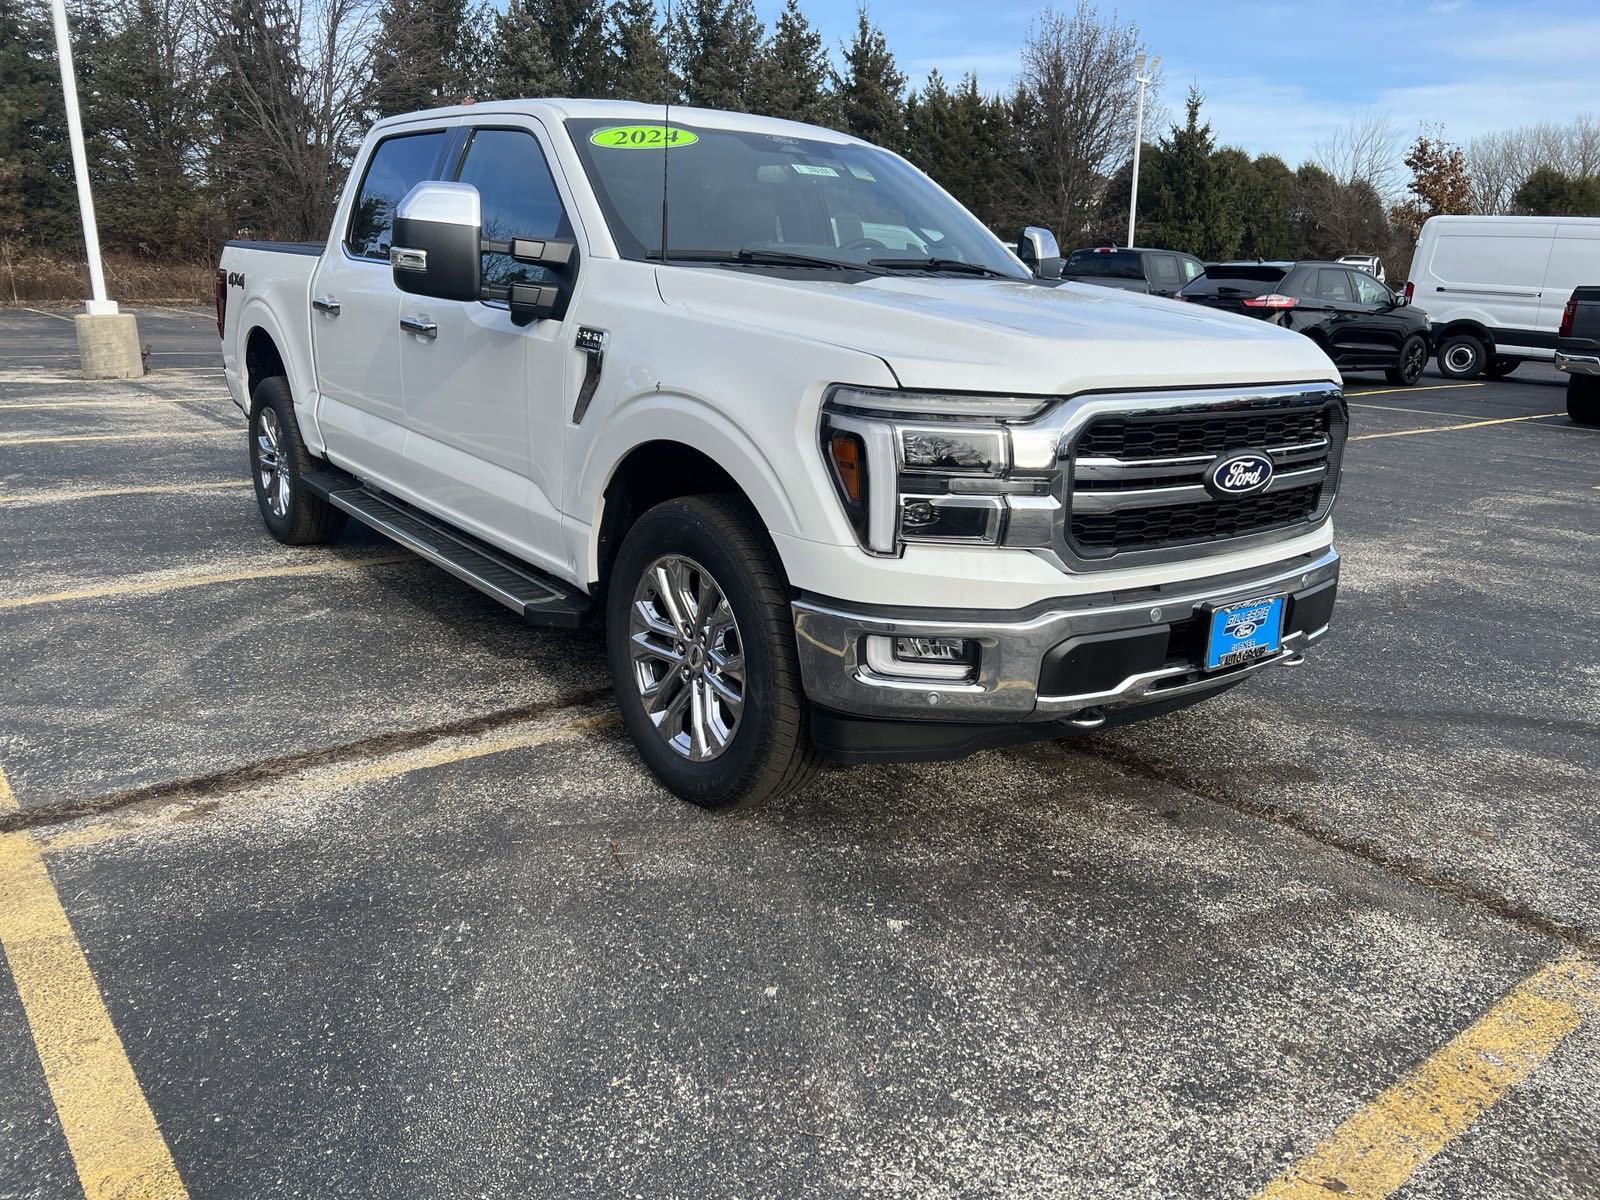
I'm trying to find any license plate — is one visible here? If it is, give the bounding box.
[1204,595,1286,671]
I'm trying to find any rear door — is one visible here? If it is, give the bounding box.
[313,126,454,487]
[398,120,576,573]
[1299,267,1364,364]
[1145,252,1184,297]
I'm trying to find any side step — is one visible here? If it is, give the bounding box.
[301,467,592,628]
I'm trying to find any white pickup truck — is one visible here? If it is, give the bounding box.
[218,99,1346,809]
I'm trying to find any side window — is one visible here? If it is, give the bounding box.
[1352,271,1390,305]
[455,128,571,288]
[1314,268,1354,303]
[1181,256,1204,282]
[345,131,449,260]
[1147,253,1181,288]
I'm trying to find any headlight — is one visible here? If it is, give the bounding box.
[820,385,1055,555]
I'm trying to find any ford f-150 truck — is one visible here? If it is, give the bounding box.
[218,100,1347,809]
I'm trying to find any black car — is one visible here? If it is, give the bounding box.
[1177,261,1431,385]
[1061,246,1207,298]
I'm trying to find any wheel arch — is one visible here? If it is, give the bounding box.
[1435,319,1495,351]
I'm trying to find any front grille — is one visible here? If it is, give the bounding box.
[1066,394,1344,560]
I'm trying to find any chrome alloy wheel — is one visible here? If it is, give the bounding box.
[256,406,290,518]
[628,554,745,762]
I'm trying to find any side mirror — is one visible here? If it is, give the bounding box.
[392,182,482,302]
[1017,226,1061,278]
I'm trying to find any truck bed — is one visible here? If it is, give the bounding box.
[225,239,324,257]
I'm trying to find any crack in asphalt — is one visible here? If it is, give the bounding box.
[1072,738,1598,955]
[0,687,615,837]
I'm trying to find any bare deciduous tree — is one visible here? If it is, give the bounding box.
[1467,116,1600,213]
[1014,1,1153,241]
[1313,110,1402,199]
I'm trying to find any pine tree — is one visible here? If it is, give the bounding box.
[533,0,609,96]
[834,4,903,148]
[1142,87,1235,259]
[489,0,563,99]
[606,0,671,102]
[366,0,485,118]
[751,0,830,124]
[0,0,77,253]
[671,0,762,112]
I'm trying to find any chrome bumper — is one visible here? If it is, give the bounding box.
[792,548,1339,725]
[1554,351,1600,377]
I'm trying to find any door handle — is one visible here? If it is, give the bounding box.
[400,316,437,339]
[312,296,340,315]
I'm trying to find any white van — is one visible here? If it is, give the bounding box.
[1405,215,1600,378]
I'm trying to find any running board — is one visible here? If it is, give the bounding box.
[301,467,591,628]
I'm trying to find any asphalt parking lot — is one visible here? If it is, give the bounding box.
[1,303,1597,1200]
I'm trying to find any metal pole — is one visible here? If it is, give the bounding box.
[1127,77,1145,249]
[48,0,117,316]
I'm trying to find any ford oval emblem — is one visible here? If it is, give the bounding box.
[1206,450,1275,498]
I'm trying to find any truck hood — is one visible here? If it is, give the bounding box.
[655,268,1338,394]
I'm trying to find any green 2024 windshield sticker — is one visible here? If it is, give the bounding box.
[590,124,700,149]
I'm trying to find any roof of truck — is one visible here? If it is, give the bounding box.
[370,98,864,146]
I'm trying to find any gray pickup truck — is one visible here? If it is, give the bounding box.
[1556,285,1600,425]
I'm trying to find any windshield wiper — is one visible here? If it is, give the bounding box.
[867,256,1012,278]
[650,248,854,271]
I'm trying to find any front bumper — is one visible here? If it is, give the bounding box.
[1554,348,1600,378]
[792,547,1338,747]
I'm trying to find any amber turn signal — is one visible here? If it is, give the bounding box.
[829,430,866,504]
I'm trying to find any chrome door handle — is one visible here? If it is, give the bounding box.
[400,316,437,339]
[312,296,340,315]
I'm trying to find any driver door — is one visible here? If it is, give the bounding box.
[399,122,575,575]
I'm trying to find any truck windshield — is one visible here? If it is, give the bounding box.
[565,117,1029,279]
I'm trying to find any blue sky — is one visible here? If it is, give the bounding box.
[753,0,1600,165]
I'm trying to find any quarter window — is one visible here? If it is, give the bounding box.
[455,128,571,288]
[346,131,449,260]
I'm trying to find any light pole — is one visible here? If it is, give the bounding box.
[48,0,143,376]
[1126,52,1160,249]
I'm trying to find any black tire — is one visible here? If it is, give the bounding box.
[1437,333,1488,379]
[1485,356,1520,379]
[1385,334,1428,386]
[1569,374,1600,426]
[248,376,348,545]
[605,495,819,809]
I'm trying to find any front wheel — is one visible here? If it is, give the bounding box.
[1437,333,1488,379]
[1569,375,1600,426]
[605,495,819,809]
[1385,334,1428,386]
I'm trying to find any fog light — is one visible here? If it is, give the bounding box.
[863,634,977,681]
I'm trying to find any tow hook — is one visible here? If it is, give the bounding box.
[1065,707,1108,730]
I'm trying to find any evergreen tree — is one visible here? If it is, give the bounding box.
[366,0,485,118]
[672,0,763,112]
[1231,153,1296,260]
[751,0,830,125]
[533,0,609,96]
[1512,165,1600,216]
[489,0,563,99]
[834,4,903,148]
[0,0,77,252]
[1141,87,1235,259]
[607,0,672,103]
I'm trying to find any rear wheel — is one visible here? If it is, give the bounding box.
[1385,334,1428,386]
[1437,333,1488,379]
[249,376,347,545]
[1569,374,1600,426]
[1485,356,1520,378]
[606,495,819,809]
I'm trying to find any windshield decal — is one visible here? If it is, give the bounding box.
[589,125,700,150]
[791,163,841,177]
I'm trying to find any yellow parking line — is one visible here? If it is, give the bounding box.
[0,765,190,1200]
[0,430,237,447]
[0,553,413,610]
[1254,953,1599,1200]
[1351,413,1565,441]
[1344,383,1485,398]
[0,397,200,410]
[0,481,250,507]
